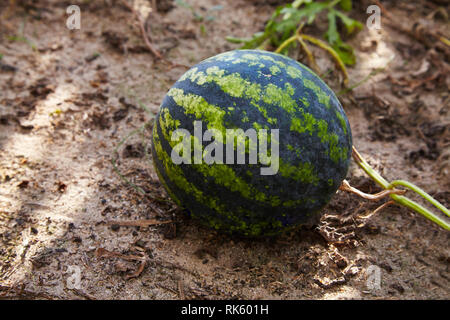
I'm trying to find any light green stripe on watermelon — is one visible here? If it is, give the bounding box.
[290,109,347,164]
[154,124,251,229]
[179,67,277,125]
[335,110,347,135]
[300,96,310,108]
[167,87,227,138]
[165,90,260,153]
[278,160,319,185]
[180,66,346,163]
[303,78,331,110]
[158,105,316,206]
[167,87,323,185]
[262,83,296,114]
[167,88,263,154]
[155,122,291,236]
[158,107,180,145]
[239,53,287,71]
[270,65,281,75]
[207,50,337,110]
[211,52,266,68]
[152,128,182,206]
[207,51,306,81]
[166,88,320,184]
[236,54,266,68]
[286,66,303,79]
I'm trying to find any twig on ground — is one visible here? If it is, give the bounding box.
[106,219,173,227]
[69,288,97,300]
[120,0,163,59]
[120,0,188,69]
[156,283,178,296]
[95,247,147,279]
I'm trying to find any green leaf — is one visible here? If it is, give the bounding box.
[325,10,356,65]
[339,0,352,11]
[292,0,312,9]
[325,10,339,44]
[281,4,294,20]
[200,24,207,35]
[270,4,287,22]
[240,32,270,49]
[225,36,248,44]
[277,2,328,34]
[335,10,363,34]
[225,0,359,66]
[332,41,356,65]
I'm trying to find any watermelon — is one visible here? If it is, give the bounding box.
[151,50,352,237]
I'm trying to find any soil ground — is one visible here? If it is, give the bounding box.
[0,0,449,299]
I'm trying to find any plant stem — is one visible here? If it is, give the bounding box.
[328,0,342,9]
[300,34,349,85]
[297,36,320,73]
[439,36,450,47]
[388,180,450,218]
[337,69,378,95]
[352,147,450,230]
[274,35,297,54]
[274,32,349,85]
[338,55,394,95]
[340,179,405,200]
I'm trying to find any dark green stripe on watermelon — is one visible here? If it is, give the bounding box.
[151,50,352,237]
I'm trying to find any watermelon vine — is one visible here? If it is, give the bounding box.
[226,0,363,85]
[351,147,450,231]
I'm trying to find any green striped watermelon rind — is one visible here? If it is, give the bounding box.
[151,49,353,237]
